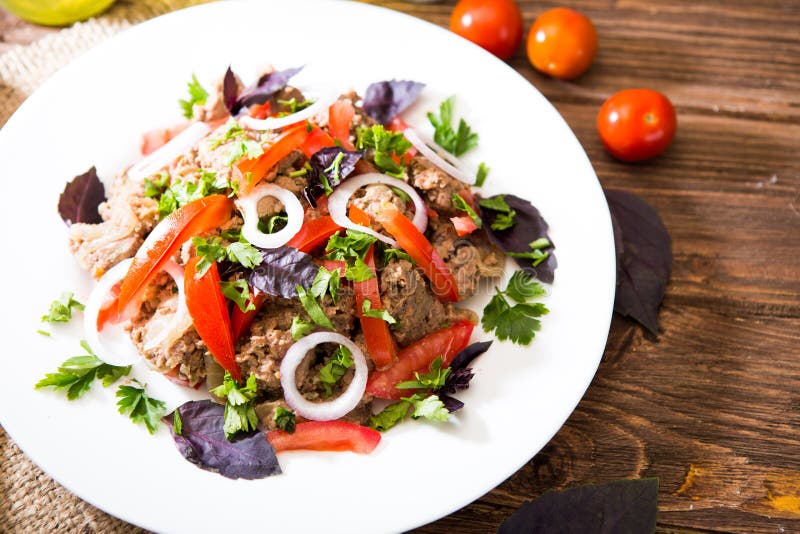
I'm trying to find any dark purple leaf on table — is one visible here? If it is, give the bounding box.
[222,66,238,113]
[479,194,557,283]
[163,400,281,480]
[497,478,659,534]
[58,166,106,226]
[303,147,364,205]
[248,245,319,299]
[362,80,426,125]
[605,189,671,335]
[231,66,303,115]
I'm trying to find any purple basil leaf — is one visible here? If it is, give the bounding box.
[232,66,303,115]
[362,80,425,125]
[479,194,557,284]
[497,478,659,534]
[222,66,238,113]
[303,147,364,205]
[605,190,671,335]
[58,166,106,226]
[163,400,281,480]
[449,340,492,371]
[248,245,319,299]
[440,367,475,396]
[438,394,464,413]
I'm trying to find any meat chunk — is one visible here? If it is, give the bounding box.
[408,157,468,217]
[68,173,159,278]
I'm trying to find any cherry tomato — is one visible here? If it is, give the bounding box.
[526,7,597,80]
[450,0,523,61]
[597,89,677,162]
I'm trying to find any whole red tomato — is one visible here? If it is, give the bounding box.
[597,89,677,162]
[526,7,597,80]
[450,0,524,60]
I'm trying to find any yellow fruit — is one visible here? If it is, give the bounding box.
[0,0,116,26]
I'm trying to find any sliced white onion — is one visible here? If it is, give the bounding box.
[128,121,211,181]
[280,332,368,421]
[142,260,193,352]
[83,258,141,366]
[239,93,336,131]
[402,127,474,184]
[236,183,304,248]
[327,172,429,247]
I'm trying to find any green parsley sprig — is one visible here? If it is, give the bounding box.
[219,279,256,312]
[427,96,478,157]
[296,285,333,329]
[482,271,549,345]
[192,235,262,278]
[310,265,341,305]
[210,372,259,440]
[478,195,516,231]
[506,237,552,267]
[369,393,449,432]
[35,341,130,400]
[290,316,315,340]
[319,345,354,397]
[146,170,232,218]
[41,292,84,325]
[356,125,412,178]
[273,406,296,433]
[362,299,397,324]
[116,380,167,434]
[178,73,209,119]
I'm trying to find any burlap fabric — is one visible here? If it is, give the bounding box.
[0,2,212,531]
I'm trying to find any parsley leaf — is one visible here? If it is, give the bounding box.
[362,299,397,324]
[226,138,264,167]
[356,124,412,178]
[210,372,259,440]
[273,406,296,433]
[505,238,552,267]
[193,236,263,277]
[396,357,450,390]
[383,248,414,265]
[35,340,130,400]
[264,214,288,234]
[277,98,314,114]
[452,193,482,229]
[478,195,517,230]
[296,285,333,329]
[173,407,183,435]
[220,280,256,312]
[475,162,490,187]
[482,270,549,345]
[345,257,375,283]
[427,96,478,157]
[179,74,209,119]
[319,345,354,397]
[369,401,411,432]
[324,230,377,261]
[226,241,262,269]
[144,172,170,198]
[406,393,450,421]
[116,380,167,434]
[310,266,340,305]
[290,316,315,340]
[155,170,231,218]
[41,292,85,323]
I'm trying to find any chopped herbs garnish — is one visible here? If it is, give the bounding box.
[41,292,84,323]
[320,151,346,195]
[452,193,482,229]
[116,380,167,434]
[310,266,340,305]
[262,214,288,234]
[478,195,516,230]
[37,329,51,337]
[226,138,264,166]
[356,124,412,178]
[383,248,414,265]
[345,257,375,283]
[193,236,262,277]
[35,340,131,400]
[506,237,551,266]
[154,170,231,218]
[225,241,262,268]
[219,280,256,312]
[369,401,410,431]
[319,345,354,397]
[277,98,314,114]
[369,392,449,432]
[172,407,183,435]
[290,316,314,340]
[427,96,478,157]
[362,299,397,324]
[273,406,296,433]
[144,172,170,198]
[179,73,209,119]
[475,162,490,187]
[296,285,333,329]
[396,357,450,390]
[209,372,259,440]
[482,270,549,345]
[324,230,377,261]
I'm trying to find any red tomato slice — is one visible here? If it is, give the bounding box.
[373,206,460,303]
[353,246,398,369]
[450,216,478,236]
[234,122,310,193]
[366,320,474,400]
[117,195,233,315]
[267,421,381,454]
[328,100,356,150]
[301,126,336,158]
[184,256,240,382]
[249,101,272,120]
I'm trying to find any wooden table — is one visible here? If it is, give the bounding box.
[2,1,799,532]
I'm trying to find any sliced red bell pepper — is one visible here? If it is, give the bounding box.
[230,292,268,342]
[249,101,272,119]
[184,256,241,382]
[234,121,310,193]
[373,206,460,303]
[366,320,474,400]
[267,421,381,454]
[328,100,356,150]
[450,216,478,236]
[353,246,397,369]
[301,126,336,158]
[117,195,233,315]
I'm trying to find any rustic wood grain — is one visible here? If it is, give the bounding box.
[2,1,799,532]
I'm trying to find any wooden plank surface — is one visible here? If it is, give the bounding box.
[2,1,799,532]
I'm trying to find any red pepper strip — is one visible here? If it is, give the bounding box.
[451,216,479,237]
[184,256,241,382]
[372,206,460,303]
[117,195,233,315]
[301,126,336,158]
[267,421,381,454]
[234,122,310,194]
[328,100,356,150]
[366,320,474,400]
[354,246,398,369]
[249,101,272,119]
[230,292,268,342]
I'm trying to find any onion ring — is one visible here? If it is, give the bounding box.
[142,260,193,352]
[402,127,473,184]
[128,121,211,181]
[239,93,336,131]
[236,183,304,249]
[327,173,428,247]
[280,332,368,421]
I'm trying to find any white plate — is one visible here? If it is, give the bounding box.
[0,1,615,532]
